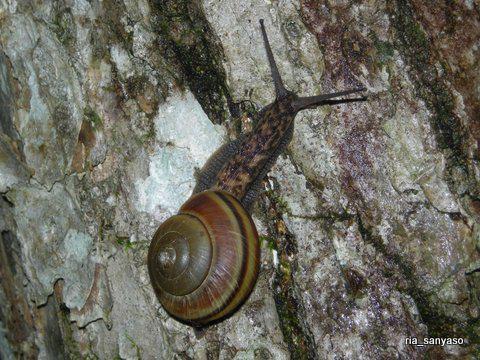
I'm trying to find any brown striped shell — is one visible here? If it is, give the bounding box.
[147,190,260,326]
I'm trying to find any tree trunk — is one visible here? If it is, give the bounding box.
[1,0,479,358]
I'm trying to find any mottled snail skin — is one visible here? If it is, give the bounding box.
[148,19,366,327]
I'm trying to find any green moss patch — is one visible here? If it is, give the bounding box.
[150,0,233,124]
[116,236,135,251]
[84,106,103,129]
[263,191,317,359]
[370,33,394,65]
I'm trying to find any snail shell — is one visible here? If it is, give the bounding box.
[148,190,260,326]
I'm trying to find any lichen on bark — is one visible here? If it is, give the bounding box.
[0,0,479,359]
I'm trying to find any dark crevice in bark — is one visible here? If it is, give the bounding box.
[149,0,236,124]
[385,2,479,350]
[356,214,480,353]
[386,0,475,198]
[260,179,318,360]
[0,217,39,358]
[0,51,27,164]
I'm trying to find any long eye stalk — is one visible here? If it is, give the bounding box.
[259,19,367,110]
[259,19,288,98]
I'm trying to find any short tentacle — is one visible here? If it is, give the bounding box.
[315,96,367,106]
[292,86,367,111]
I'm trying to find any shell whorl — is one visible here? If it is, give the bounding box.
[147,190,260,326]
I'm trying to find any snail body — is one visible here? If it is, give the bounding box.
[148,19,366,326]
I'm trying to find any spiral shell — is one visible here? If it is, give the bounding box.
[147,190,260,326]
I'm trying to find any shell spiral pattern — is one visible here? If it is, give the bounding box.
[148,191,260,326]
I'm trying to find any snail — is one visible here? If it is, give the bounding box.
[148,19,366,327]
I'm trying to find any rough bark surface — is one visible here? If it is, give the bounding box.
[0,0,479,359]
